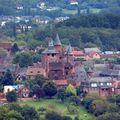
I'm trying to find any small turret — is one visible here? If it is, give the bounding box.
[48,39,54,51]
[66,43,73,55]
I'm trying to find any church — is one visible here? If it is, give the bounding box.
[26,34,87,86]
[42,34,75,81]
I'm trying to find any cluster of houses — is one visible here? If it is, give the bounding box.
[21,34,120,97]
[1,34,120,99]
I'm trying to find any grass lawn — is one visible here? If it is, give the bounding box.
[62,9,78,15]
[18,99,95,120]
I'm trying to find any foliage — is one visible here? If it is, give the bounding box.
[0,104,39,120]
[90,99,108,116]
[30,75,46,88]
[69,96,81,106]
[57,88,66,102]
[32,84,44,99]
[11,43,19,54]
[13,52,33,67]
[97,112,120,120]
[2,69,14,85]
[27,40,40,50]
[67,104,79,115]
[62,116,72,120]
[74,116,79,120]
[57,14,120,29]
[6,110,23,120]
[13,51,41,67]
[65,84,77,97]
[32,53,41,63]
[20,105,39,120]
[18,99,95,120]
[45,111,62,120]
[6,91,17,102]
[42,81,57,98]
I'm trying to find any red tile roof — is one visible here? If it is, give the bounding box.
[112,80,120,88]
[53,80,68,86]
[0,43,12,50]
[72,51,84,56]
[26,67,46,77]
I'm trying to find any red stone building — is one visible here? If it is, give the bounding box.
[0,42,12,51]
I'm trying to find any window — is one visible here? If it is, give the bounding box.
[107,83,111,86]
[37,71,40,73]
[109,83,112,86]
[100,83,103,86]
[112,88,115,92]
[52,54,54,57]
[30,71,33,73]
[91,83,97,87]
[66,71,68,75]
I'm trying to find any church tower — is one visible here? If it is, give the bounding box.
[64,43,75,79]
[42,39,59,76]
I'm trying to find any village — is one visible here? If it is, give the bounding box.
[0,33,120,102]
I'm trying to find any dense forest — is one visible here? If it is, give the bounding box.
[1,13,120,51]
[1,0,120,16]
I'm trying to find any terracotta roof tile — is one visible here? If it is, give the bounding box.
[53,80,68,86]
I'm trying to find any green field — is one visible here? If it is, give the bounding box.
[62,9,78,15]
[19,99,95,120]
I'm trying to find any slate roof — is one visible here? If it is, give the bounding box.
[42,39,58,54]
[54,34,62,46]
[65,44,73,55]
[0,65,18,72]
[89,77,112,83]
[100,69,120,77]
[84,47,101,53]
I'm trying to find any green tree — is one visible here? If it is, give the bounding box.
[97,112,120,120]
[32,84,44,99]
[11,43,19,54]
[74,116,79,120]
[62,116,72,120]
[57,88,66,102]
[21,105,39,120]
[42,81,57,98]
[13,52,33,67]
[32,53,41,63]
[6,110,23,120]
[69,96,81,106]
[90,99,108,116]
[6,91,17,102]
[65,84,76,97]
[45,111,62,120]
[2,69,14,85]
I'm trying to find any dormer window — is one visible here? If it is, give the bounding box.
[107,83,111,86]
[100,83,103,86]
[52,54,54,57]
[91,83,97,87]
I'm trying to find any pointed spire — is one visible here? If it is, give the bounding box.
[67,43,73,55]
[48,39,54,50]
[54,34,62,46]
